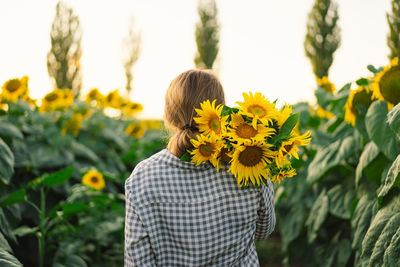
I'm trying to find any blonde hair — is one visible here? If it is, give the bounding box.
[164,69,225,158]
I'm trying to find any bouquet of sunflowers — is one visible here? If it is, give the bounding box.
[180,92,311,187]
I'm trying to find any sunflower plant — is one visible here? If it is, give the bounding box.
[181,92,312,187]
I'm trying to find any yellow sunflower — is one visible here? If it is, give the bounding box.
[125,121,147,138]
[82,170,105,190]
[278,131,312,160]
[236,92,279,129]
[316,107,334,120]
[276,104,293,127]
[271,167,296,184]
[86,88,104,106]
[371,57,400,109]
[104,89,122,109]
[144,119,163,130]
[228,140,277,187]
[226,113,275,144]
[62,113,83,136]
[123,101,143,116]
[194,99,227,136]
[190,133,222,168]
[1,76,28,102]
[316,76,336,93]
[61,89,74,107]
[39,89,64,112]
[344,86,374,126]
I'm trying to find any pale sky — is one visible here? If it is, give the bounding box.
[0,0,392,118]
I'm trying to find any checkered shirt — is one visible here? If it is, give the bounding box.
[124,149,275,266]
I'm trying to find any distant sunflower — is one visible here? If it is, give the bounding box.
[226,113,275,144]
[278,131,311,160]
[61,89,74,107]
[125,122,147,138]
[190,133,222,168]
[371,57,400,109]
[62,113,83,136]
[82,170,105,190]
[316,76,336,93]
[123,101,143,116]
[1,77,27,102]
[40,89,64,112]
[236,92,278,129]
[105,89,122,109]
[344,86,373,126]
[228,140,276,187]
[86,88,104,105]
[194,99,227,136]
[144,119,163,130]
[276,104,292,127]
[316,107,334,120]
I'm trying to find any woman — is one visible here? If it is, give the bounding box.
[124,69,275,266]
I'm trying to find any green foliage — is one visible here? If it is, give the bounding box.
[387,0,400,60]
[47,1,82,96]
[194,0,220,69]
[304,0,341,78]
[0,138,14,185]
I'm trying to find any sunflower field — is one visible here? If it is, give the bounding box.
[273,58,400,266]
[0,77,165,266]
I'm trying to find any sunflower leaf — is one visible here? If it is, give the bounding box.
[40,166,74,187]
[0,138,14,185]
[367,64,379,74]
[356,78,369,86]
[221,106,234,117]
[387,103,400,139]
[0,189,26,208]
[279,113,299,136]
[377,154,400,203]
[180,152,191,162]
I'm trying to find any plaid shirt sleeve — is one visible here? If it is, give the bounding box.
[124,188,156,266]
[255,181,276,241]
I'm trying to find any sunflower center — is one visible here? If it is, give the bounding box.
[45,92,59,102]
[248,105,266,117]
[350,89,373,115]
[238,146,263,167]
[90,176,99,184]
[282,143,294,156]
[220,148,232,164]
[199,143,215,157]
[208,115,221,133]
[379,65,400,105]
[236,123,257,139]
[6,80,21,92]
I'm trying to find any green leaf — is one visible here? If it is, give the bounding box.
[387,103,400,139]
[307,136,358,184]
[315,88,332,108]
[360,194,400,267]
[355,142,380,186]
[0,189,26,208]
[365,101,400,160]
[378,154,400,202]
[0,209,16,243]
[221,105,234,117]
[355,78,369,86]
[351,195,376,250]
[0,138,14,185]
[179,152,191,162]
[327,185,355,219]
[0,122,23,140]
[65,255,87,267]
[367,64,379,74]
[279,113,299,136]
[70,141,99,163]
[62,202,89,215]
[12,226,39,237]
[279,203,306,249]
[306,189,329,243]
[41,166,74,187]
[0,248,22,267]
[0,232,11,253]
[383,226,400,267]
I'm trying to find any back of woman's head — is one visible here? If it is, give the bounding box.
[164,69,225,158]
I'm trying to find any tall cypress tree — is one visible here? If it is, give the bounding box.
[387,0,400,60]
[122,17,141,95]
[194,0,220,69]
[304,0,341,78]
[47,1,82,97]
